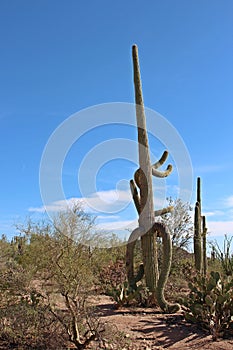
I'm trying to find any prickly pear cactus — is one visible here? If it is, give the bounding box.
[182,271,233,339]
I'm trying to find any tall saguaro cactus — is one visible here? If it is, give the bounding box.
[126,45,180,313]
[194,177,207,275]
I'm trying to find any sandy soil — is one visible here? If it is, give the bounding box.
[94,295,233,350]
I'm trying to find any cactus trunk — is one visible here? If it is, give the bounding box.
[194,177,208,275]
[132,45,158,292]
[194,201,203,273]
[202,215,207,276]
[126,45,179,312]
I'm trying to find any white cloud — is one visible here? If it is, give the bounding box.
[29,198,79,213]
[97,215,120,220]
[29,189,132,215]
[203,210,225,217]
[29,194,139,239]
[97,219,137,231]
[94,189,131,204]
[208,221,233,237]
[29,184,176,216]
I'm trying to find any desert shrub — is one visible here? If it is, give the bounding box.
[0,262,64,349]
[169,251,195,278]
[11,204,133,349]
[87,240,127,292]
[99,259,127,294]
[2,203,140,348]
[181,271,233,340]
[162,257,195,304]
[209,235,233,277]
[0,246,131,349]
[0,234,12,266]
[0,296,64,349]
[98,259,150,307]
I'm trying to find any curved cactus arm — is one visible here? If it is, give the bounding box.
[130,179,141,214]
[154,206,173,217]
[152,164,173,178]
[152,150,169,169]
[154,222,180,313]
[151,150,173,178]
[134,264,144,284]
[127,226,144,244]
[126,227,144,289]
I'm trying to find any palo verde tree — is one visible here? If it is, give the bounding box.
[126,45,180,313]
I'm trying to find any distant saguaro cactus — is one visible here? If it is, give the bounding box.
[194,177,207,275]
[126,45,180,313]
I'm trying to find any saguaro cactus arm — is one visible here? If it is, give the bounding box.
[126,227,145,290]
[151,150,173,178]
[130,179,141,214]
[130,177,173,217]
[152,150,169,169]
[154,223,180,313]
[154,206,173,217]
[152,164,173,178]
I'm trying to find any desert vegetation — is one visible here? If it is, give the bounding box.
[0,198,232,349]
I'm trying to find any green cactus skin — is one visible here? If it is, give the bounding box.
[202,215,207,276]
[194,201,203,273]
[154,223,180,313]
[126,45,180,313]
[194,177,208,275]
[126,227,144,290]
[126,206,173,290]
[197,177,201,204]
[132,44,158,293]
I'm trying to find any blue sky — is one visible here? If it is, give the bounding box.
[0,0,233,247]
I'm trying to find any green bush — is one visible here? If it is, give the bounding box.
[0,263,64,349]
[181,271,233,340]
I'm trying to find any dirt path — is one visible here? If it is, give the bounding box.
[94,295,233,350]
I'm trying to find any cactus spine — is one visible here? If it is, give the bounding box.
[194,177,207,275]
[126,45,179,313]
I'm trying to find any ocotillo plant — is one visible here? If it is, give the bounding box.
[126,45,180,313]
[194,177,207,275]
